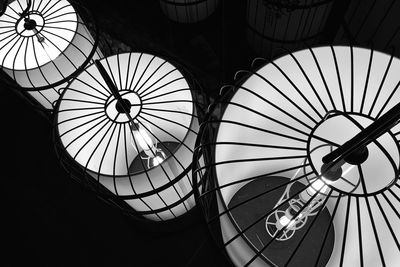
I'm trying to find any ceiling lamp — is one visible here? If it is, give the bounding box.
[159,0,220,23]
[54,52,206,222]
[247,0,334,58]
[194,45,400,266]
[335,0,400,55]
[0,0,101,113]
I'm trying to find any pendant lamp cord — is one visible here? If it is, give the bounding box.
[21,0,32,17]
[0,0,32,17]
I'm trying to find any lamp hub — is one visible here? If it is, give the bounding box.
[115,98,132,114]
[105,91,142,123]
[320,163,342,182]
[16,12,45,37]
[308,113,399,196]
[23,18,37,30]
[344,146,369,165]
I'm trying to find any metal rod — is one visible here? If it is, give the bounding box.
[323,101,400,165]
[94,59,132,116]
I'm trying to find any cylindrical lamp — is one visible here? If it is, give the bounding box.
[54,52,206,221]
[194,46,400,266]
[335,0,400,56]
[247,0,334,58]
[0,0,101,111]
[159,0,220,23]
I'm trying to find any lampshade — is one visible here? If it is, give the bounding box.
[335,0,400,56]
[246,0,334,58]
[0,0,101,112]
[193,45,400,266]
[159,0,220,23]
[54,52,206,222]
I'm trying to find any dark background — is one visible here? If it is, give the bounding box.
[1,0,399,266]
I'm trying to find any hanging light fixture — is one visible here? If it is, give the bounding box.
[193,45,400,266]
[335,0,400,56]
[54,52,206,222]
[159,0,220,23]
[246,0,334,58]
[0,0,101,112]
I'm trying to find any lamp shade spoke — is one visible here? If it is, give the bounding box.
[197,164,311,200]
[141,87,192,102]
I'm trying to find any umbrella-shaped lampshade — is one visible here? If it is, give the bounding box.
[55,52,204,221]
[247,0,334,58]
[159,0,220,23]
[0,0,101,111]
[194,46,400,266]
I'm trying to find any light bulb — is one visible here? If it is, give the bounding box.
[149,150,167,168]
[130,122,166,168]
[130,122,157,157]
[279,212,303,229]
[279,215,294,228]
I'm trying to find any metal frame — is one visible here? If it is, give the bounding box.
[0,0,100,117]
[53,50,209,227]
[193,44,400,266]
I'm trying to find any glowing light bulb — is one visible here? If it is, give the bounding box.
[130,122,166,168]
[279,215,292,227]
[150,151,167,168]
[133,126,155,156]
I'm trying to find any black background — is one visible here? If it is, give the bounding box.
[1,0,398,266]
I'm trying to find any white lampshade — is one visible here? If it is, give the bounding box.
[55,52,204,221]
[159,0,220,23]
[246,0,333,58]
[0,0,102,111]
[194,46,400,266]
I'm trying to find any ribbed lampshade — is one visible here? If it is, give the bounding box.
[246,0,334,58]
[54,52,206,222]
[159,0,220,23]
[0,0,101,112]
[194,46,400,266]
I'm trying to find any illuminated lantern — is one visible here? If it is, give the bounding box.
[55,52,206,221]
[194,46,400,266]
[0,0,101,112]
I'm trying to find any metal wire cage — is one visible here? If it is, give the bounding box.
[53,51,208,223]
[159,0,220,23]
[0,0,102,114]
[246,0,334,59]
[193,45,400,266]
[334,0,400,58]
